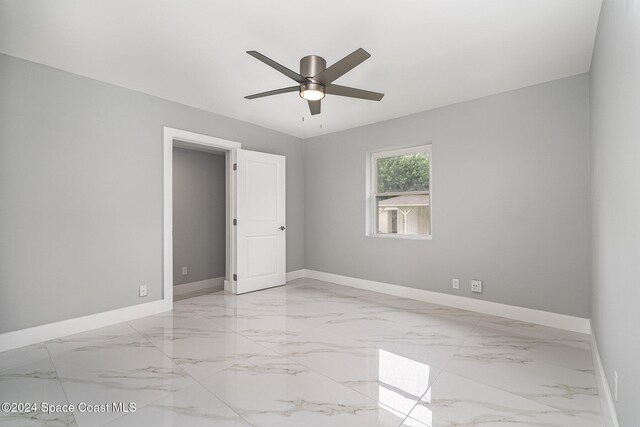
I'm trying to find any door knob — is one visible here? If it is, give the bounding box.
[279,226,286,230]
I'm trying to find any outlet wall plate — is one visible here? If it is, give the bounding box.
[471,280,482,293]
[452,278,460,289]
[139,285,147,297]
[182,267,188,275]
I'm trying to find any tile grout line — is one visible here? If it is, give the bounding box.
[173,346,280,427]
[401,312,603,426]
[396,314,486,425]
[43,342,80,427]
[433,314,604,425]
[123,315,261,426]
[101,320,210,425]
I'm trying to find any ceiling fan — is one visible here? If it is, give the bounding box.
[244,48,384,115]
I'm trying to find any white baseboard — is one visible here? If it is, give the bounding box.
[0,268,593,355]
[173,277,224,296]
[0,300,171,353]
[286,269,306,281]
[304,270,591,334]
[590,322,620,427]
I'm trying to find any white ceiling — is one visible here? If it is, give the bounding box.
[0,0,602,139]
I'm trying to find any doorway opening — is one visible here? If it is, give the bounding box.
[163,127,240,305]
[172,146,226,301]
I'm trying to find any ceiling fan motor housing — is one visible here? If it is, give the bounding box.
[300,55,326,80]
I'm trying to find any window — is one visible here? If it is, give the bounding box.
[370,145,431,238]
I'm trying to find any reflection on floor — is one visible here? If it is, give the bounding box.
[0,278,604,426]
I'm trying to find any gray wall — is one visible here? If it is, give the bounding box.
[0,52,599,338]
[172,147,225,286]
[0,53,304,333]
[304,74,591,318]
[590,1,640,424]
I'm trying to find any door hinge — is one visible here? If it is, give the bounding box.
[233,218,237,226]
[233,274,237,281]
[233,163,237,171]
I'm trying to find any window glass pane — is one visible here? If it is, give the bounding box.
[377,152,429,193]
[376,195,431,235]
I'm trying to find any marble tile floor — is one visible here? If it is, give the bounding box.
[0,278,604,426]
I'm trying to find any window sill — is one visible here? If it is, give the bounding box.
[367,233,432,241]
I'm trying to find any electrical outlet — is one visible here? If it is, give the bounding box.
[139,285,147,297]
[182,267,188,275]
[452,278,460,289]
[471,280,482,293]
[614,371,618,401]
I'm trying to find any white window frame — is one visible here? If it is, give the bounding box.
[367,144,432,240]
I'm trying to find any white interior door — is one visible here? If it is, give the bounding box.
[235,149,286,293]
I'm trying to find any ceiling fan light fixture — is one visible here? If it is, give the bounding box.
[299,83,325,101]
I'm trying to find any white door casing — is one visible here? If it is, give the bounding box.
[164,127,240,301]
[235,149,286,293]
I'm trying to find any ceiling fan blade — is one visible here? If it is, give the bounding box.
[313,48,371,85]
[308,100,321,115]
[245,86,300,100]
[247,51,307,84]
[325,84,384,101]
